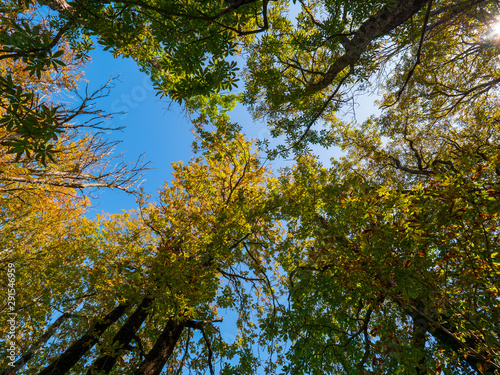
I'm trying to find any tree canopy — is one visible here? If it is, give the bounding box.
[1,0,500,374]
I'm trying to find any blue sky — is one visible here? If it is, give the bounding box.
[81,45,379,217]
[72,35,382,375]
[82,47,276,216]
[81,48,194,215]
[80,48,274,216]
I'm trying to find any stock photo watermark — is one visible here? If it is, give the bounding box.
[110,76,155,120]
[6,262,16,367]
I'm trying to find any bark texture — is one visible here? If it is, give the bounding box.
[37,303,130,375]
[133,320,185,375]
[86,297,154,375]
[305,0,429,95]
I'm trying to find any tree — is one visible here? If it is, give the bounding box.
[3,0,500,374]
[0,122,282,375]
[1,0,87,162]
[33,0,499,147]
[8,0,500,150]
[1,1,147,196]
[265,89,500,374]
[240,2,498,371]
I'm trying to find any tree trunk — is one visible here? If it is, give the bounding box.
[1,296,87,375]
[86,297,154,375]
[133,320,185,375]
[412,305,428,375]
[407,302,500,374]
[37,302,129,375]
[304,0,429,95]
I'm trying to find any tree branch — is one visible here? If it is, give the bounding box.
[0,296,87,375]
[37,302,130,375]
[200,326,215,375]
[86,297,154,375]
[305,0,429,95]
[133,320,185,375]
[406,302,500,374]
[389,0,434,105]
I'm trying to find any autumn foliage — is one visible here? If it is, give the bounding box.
[1,0,500,374]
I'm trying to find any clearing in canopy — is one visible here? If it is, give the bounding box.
[1,0,499,374]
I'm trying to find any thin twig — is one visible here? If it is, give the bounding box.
[386,0,433,106]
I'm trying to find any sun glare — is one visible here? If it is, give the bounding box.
[488,19,500,39]
[493,21,500,36]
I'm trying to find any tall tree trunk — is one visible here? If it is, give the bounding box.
[406,302,500,374]
[412,304,428,375]
[304,0,429,95]
[1,296,87,375]
[86,297,154,375]
[133,320,185,375]
[37,302,130,375]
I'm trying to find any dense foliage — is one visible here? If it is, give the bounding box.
[1,0,499,374]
